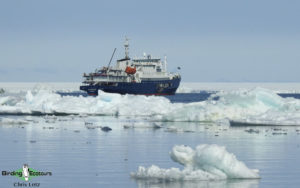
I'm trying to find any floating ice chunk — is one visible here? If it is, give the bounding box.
[170,145,195,166]
[0,96,20,106]
[160,87,300,124]
[123,122,162,129]
[0,118,28,125]
[0,96,10,105]
[131,144,260,181]
[245,128,260,134]
[1,87,300,126]
[165,126,185,133]
[193,145,259,179]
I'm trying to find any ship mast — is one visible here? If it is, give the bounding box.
[164,55,167,72]
[106,48,117,83]
[124,37,129,59]
[107,48,117,70]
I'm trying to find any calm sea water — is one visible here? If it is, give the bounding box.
[1,93,300,187]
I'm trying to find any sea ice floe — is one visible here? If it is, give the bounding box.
[0,118,28,125]
[1,87,300,125]
[131,144,260,181]
[160,87,300,124]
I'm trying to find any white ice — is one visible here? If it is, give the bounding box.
[131,144,260,181]
[0,118,28,125]
[160,87,300,124]
[1,86,300,125]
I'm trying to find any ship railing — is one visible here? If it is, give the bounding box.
[93,77,126,82]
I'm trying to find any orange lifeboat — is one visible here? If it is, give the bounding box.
[125,66,136,74]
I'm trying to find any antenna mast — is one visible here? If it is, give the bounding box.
[164,55,167,72]
[124,37,129,59]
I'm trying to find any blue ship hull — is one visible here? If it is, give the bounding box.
[80,77,181,95]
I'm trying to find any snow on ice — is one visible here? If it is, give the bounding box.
[1,87,300,125]
[131,144,260,181]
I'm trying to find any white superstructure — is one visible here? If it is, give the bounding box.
[83,38,180,84]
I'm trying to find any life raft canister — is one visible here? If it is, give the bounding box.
[125,66,136,74]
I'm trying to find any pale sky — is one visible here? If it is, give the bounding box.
[0,0,300,82]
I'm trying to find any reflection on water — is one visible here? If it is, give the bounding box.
[134,179,260,188]
[0,115,300,187]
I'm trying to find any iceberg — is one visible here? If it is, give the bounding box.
[0,89,171,115]
[131,144,260,181]
[1,87,300,125]
[160,87,300,124]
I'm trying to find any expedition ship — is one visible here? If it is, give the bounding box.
[80,38,181,95]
